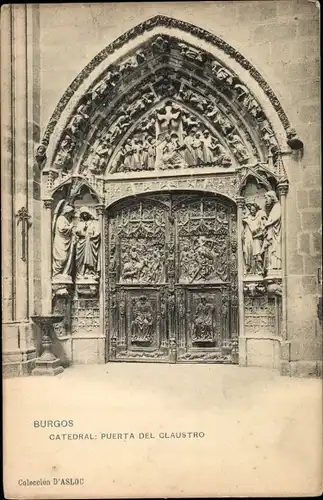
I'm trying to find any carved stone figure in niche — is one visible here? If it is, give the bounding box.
[118,55,139,77]
[211,61,234,86]
[90,135,112,173]
[131,296,154,342]
[259,120,279,154]
[205,103,234,135]
[234,84,261,118]
[67,105,89,138]
[110,110,131,142]
[226,133,250,163]
[242,200,267,275]
[178,42,206,63]
[90,70,119,102]
[128,91,155,119]
[75,207,101,279]
[192,297,214,341]
[180,87,208,111]
[261,191,282,274]
[54,135,75,171]
[52,203,75,279]
[151,35,169,54]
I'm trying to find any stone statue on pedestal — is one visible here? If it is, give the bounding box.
[75,207,101,279]
[262,191,282,274]
[242,200,267,275]
[52,203,75,279]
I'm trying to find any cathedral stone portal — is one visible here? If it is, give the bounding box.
[35,18,293,369]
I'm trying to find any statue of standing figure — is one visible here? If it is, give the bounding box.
[262,191,282,274]
[75,207,101,279]
[52,203,75,279]
[242,200,267,275]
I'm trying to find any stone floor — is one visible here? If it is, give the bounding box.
[3,363,323,498]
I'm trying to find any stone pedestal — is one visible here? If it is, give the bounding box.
[31,315,64,376]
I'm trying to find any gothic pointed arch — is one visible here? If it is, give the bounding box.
[38,15,298,199]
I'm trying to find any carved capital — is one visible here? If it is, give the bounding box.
[243,280,266,297]
[95,204,105,216]
[43,198,53,210]
[277,181,289,196]
[236,196,245,209]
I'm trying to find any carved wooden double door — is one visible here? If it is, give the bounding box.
[106,192,239,363]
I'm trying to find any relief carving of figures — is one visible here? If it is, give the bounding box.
[151,35,169,54]
[192,297,214,342]
[89,134,113,173]
[67,105,89,138]
[110,110,131,142]
[179,87,208,111]
[205,103,234,135]
[131,296,154,342]
[211,61,234,86]
[262,191,282,274]
[160,133,186,169]
[226,133,250,163]
[75,207,101,279]
[89,70,119,102]
[121,240,164,283]
[180,236,219,283]
[54,135,75,171]
[127,91,155,119]
[118,54,140,77]
[234,84,261,119]
[52,203,75,279]
[242,200,267,275]
[178,42,206,64]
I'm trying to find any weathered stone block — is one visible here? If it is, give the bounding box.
[301,211,321,230]
[287,251,304,274]
[307,189,321,208]
[296,189,308,209]
[302,275,318,295]
[304,254,322,275]
[253,23,297,44]
[311,232,322,255]
[237,1,277,22]
[297,18,320,38]
[298,232,311,255]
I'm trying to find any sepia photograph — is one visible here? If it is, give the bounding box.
[1,1,322,498]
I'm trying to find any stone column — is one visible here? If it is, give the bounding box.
[236,196,246,364]
[1,5,13,322]
[13,4,29,321]
[277,181,289,341]
[42,199,53,315]
[96,204,106,336]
